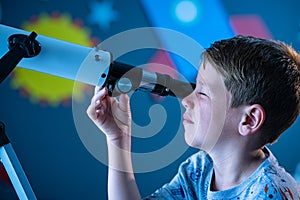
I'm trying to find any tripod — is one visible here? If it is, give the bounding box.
[0,32,39,199]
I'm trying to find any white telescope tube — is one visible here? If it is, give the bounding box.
[0,24,111,86]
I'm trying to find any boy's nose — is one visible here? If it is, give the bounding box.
[182,92,194,109]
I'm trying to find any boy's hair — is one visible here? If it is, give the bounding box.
[204,35,300,145]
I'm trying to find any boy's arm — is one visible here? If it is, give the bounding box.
[106,135,140,200]
[87,87,141,200]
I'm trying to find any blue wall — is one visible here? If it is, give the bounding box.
[0,0,299,199]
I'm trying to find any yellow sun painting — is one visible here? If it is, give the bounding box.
[11,12,98,106]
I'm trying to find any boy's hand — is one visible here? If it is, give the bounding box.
[87,86,132,141]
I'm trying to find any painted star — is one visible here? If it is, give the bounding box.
[88,0,119,31]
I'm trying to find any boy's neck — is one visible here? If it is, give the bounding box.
[209,147,266,191]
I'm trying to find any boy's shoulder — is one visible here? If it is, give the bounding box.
[252,147,300,199]
[185,148,300,199]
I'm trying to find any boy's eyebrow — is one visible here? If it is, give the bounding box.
[197,80,207,89]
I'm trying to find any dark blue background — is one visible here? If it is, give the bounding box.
[0,0,299,199]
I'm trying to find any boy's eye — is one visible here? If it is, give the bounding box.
[197,92,208,97]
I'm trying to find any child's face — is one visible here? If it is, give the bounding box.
[182,61,232,151]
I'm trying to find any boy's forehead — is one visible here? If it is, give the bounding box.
[197,61,218,81]
[197,61,225,90]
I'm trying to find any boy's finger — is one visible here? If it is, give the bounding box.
[118,93,130,112]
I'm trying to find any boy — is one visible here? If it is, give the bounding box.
[87,36,300,199]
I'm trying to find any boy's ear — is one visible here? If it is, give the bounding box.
[239,104,266,136]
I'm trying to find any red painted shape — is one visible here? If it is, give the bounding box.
[230,14,273,39]
[146,50,178,78]
[0,162,11,184]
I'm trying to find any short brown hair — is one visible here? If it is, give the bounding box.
[204,36,300,144]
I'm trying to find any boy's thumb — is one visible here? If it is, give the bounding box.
[118,93,130,112]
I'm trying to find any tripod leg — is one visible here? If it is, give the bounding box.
[0,122,37,200]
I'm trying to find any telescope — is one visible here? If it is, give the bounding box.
[0,24,195,99]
